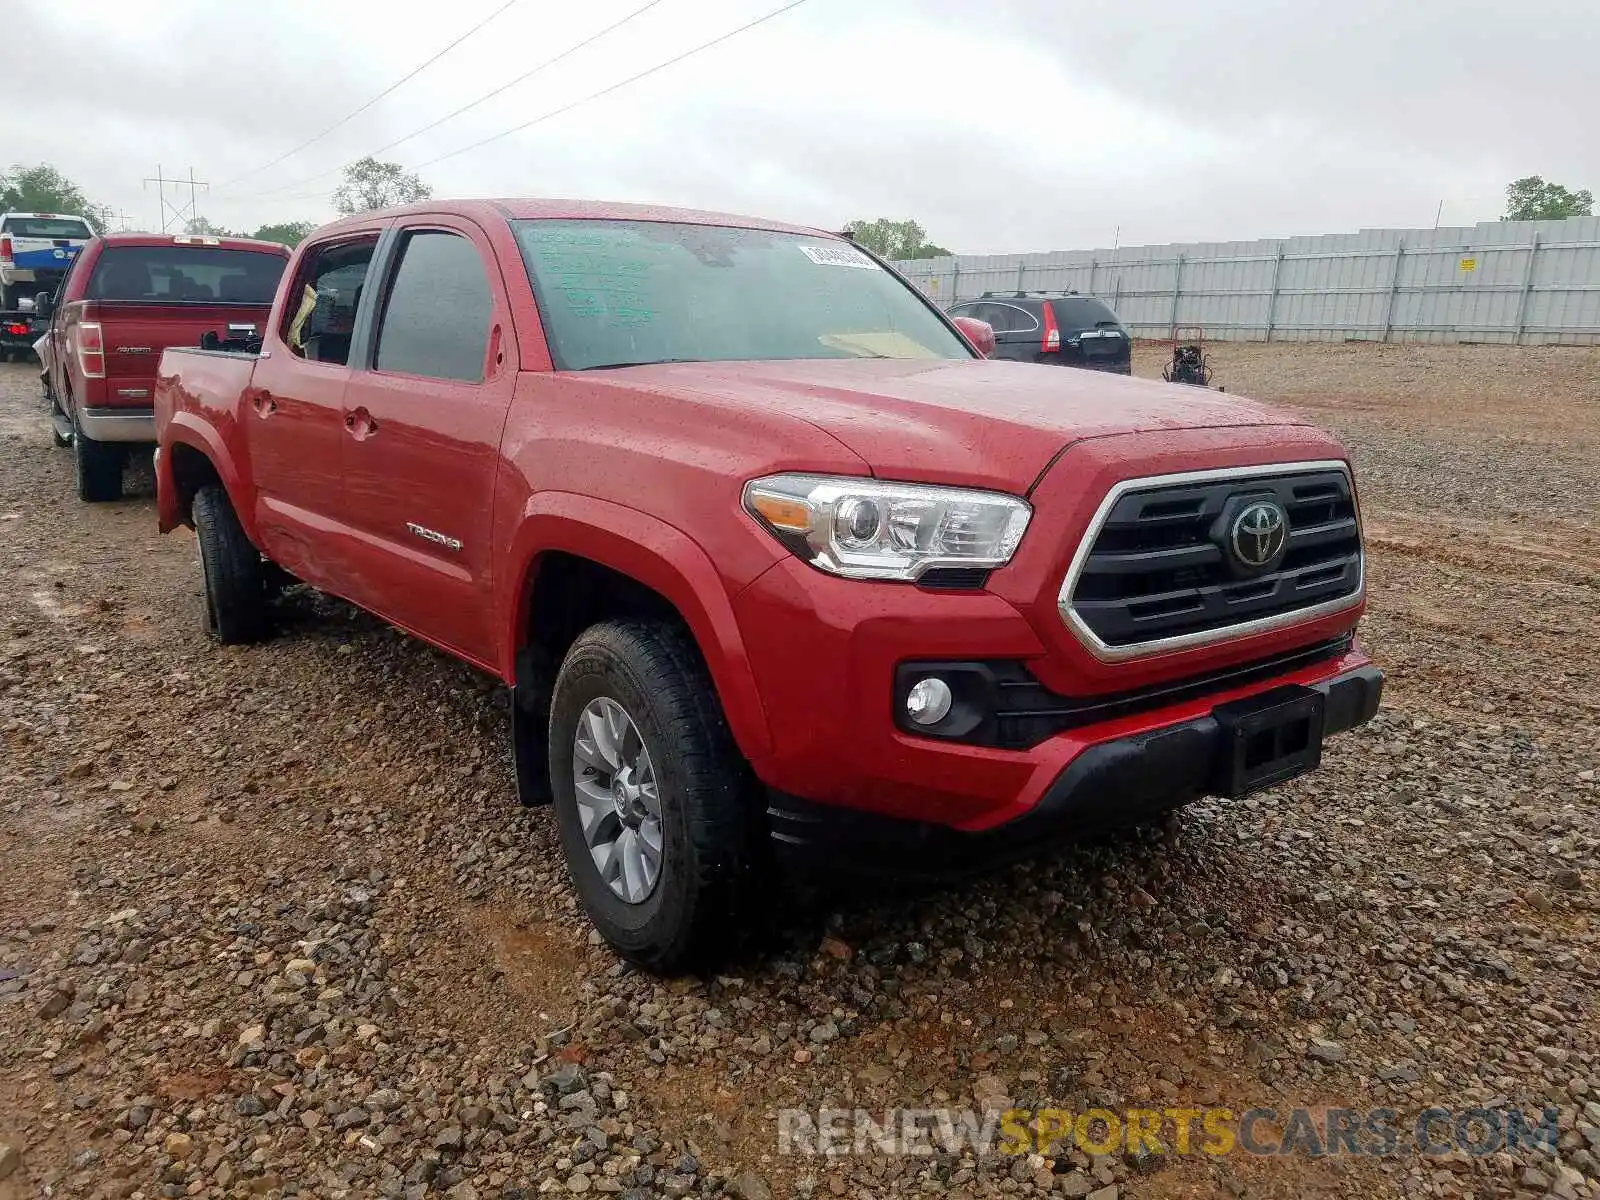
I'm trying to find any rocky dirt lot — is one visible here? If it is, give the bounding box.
[1,341,1598,1200]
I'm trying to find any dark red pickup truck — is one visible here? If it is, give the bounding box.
[153,199,1381,970]
[36,232,289,501]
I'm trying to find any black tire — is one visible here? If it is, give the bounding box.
[548,620,759,972]
[193,485,269,644]
[72,420,123,502]
[0,284,17,310]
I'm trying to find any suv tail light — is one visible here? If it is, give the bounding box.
[0,235,12,264]
[77,322,105,378]
[1041,302,1060,352]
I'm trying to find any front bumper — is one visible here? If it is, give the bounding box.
[78,406,156,444]
[768,664,1382,879]
[733,550,1372,832]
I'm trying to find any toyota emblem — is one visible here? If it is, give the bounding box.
[1230,500,1288,569]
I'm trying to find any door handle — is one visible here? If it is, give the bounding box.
[344,407,377,440]
[251,389,276,417]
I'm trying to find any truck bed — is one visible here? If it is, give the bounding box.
[154,345,261,436]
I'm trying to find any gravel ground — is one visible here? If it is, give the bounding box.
[1,341,1598,1200]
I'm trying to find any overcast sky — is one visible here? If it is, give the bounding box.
[7,0,1595,253]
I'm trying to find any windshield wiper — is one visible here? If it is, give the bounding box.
[581,357,704,370]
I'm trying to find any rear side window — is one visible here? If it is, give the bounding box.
[984,302,1040,334]
[88,246,286,305]
[3,216,92,239]
[1049,296,1122,333]
[282,237,378,367]
[374,231,492,383]
[951,301,1038,333]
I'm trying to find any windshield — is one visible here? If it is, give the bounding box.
[512,219,971,370]
[3,216,93,239]
[87,245,286,305]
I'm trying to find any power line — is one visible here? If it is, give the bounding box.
[407,0,813,172]
[143,165,209,233]
[239,0,668,202]
[215,0,520,191]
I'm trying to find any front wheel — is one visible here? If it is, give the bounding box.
[548,621,759,972]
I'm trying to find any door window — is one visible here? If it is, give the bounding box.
[281,237,378,366]
[984,303,1040,334]
[374,231,492,383]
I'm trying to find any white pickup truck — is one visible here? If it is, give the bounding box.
[0,211,94,309]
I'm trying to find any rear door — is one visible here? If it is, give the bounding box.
[1050,296,1130,370]
[245,230,384,588]
[336,217,515,667]
[980,301,1042,361]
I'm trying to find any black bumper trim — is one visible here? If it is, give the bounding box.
[767,664,1383,881]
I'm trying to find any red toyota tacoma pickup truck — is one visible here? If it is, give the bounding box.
[35,232,289,501]
[153,199,1381,970]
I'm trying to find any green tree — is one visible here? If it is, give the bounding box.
[251,220,316,247]
[0,163,102,226]
[332,157,431,216]
[1503,176,1593,221]
[845,217,951,260]
[184,216,236,236]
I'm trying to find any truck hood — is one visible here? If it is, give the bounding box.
[604,357,1313,492]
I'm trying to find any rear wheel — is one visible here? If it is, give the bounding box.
[193,485,269,644]
[72,419,123,502]
[548,620,759,972]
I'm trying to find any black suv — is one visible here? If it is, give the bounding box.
[948,291,1131,374]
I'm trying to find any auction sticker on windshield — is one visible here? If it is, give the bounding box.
[798,244,878,269]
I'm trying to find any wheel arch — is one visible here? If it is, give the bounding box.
[503,493,774,766]
[158,416,254,540]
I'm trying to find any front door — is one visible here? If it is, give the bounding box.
[337,218,516,668]
[245,230,384,589]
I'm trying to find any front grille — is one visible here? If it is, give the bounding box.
[1061,464,1363,656]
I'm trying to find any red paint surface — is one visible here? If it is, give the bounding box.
[155,198,1372,829]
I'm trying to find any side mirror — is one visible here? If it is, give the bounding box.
[33,292,54,320]
[953,315,996,358]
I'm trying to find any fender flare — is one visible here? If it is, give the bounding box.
[158,415,255,541]
[501,491,774,761]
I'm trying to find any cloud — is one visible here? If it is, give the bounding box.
[5,0,1593,249]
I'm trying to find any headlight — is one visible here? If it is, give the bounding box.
[743,473,1032,581]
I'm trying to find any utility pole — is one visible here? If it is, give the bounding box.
[142,165,210,233]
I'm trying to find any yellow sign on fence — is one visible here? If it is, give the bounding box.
[1459,256,1478,272]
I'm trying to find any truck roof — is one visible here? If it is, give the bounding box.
[310,197,833,240]
[90,232,291,254]
[1,211,89,221]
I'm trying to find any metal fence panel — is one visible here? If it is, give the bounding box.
[893,216,1600,345]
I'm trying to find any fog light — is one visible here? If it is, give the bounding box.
[905,677,953,726]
